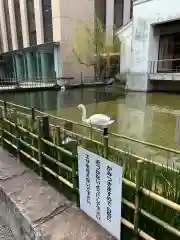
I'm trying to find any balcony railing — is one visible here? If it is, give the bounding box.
[149,58,180,74]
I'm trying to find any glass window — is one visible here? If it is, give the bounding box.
[26,0,37,46]
[0,42,56,81]
[14,0,23,49]
[42,0,53,42]
[4,0,12,51]
[158,33,180,73]
[95,0,106,27]
[114,0,124,31]
[130,0,133,19]
[1,55,14,77]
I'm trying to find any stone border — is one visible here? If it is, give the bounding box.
[0,148,115,239]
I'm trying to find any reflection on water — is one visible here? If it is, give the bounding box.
[1,86,180,150]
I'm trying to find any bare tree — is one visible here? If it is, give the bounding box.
[73,17,120,81]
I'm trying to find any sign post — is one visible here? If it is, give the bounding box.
[77,146,123,240]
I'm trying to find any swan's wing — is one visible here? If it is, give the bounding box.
[89,114,112,126]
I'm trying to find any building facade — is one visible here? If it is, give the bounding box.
[118,0,180,92]
[0,0,132,84]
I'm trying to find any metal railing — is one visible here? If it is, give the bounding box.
[0,77,57,91]
[149,58,180,74]
[0,101,179,239]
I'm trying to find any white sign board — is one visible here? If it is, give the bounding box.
[77,146,123,240]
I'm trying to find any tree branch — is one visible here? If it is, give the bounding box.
[72,48,96,67]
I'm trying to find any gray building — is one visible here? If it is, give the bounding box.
[0,0,132,84]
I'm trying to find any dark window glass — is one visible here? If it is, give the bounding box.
[26,0,37,45]
[130,0,133,19]
[42,0,53,42]
[0,42,55,81]
[4,0,12,51]
[158,33,180,73]
[95,0,106,27]
[14,0,23,48]
[114,0,124,31]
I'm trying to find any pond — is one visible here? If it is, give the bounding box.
[1,85,180,151]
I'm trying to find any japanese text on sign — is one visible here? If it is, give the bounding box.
[78,147,123,240]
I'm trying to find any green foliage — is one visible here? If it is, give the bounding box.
[73,16,120,79]
[84,139,180,240]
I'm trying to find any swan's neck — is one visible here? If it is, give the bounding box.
[81,106,87,123]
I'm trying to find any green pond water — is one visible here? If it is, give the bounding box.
[1,85,180,152]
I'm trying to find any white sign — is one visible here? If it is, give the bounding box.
[77,146,123,240]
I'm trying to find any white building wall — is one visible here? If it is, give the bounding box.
[106,0,114,43]
[123,0,131,25]
[8,0,18,50]
[129,0,180,91]
[117,21,132,74]
[34,0,44,45]
[52,0,94,82]
[0,0,8,52]
[19,0,30,48]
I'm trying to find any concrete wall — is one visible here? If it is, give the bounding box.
[52,0,94,82]
[123,0,132,25]
[117,21,132,75]
[129,0,180,91]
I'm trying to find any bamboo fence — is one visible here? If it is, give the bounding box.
[0,100,180,239]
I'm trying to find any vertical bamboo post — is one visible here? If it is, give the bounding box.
[134,160,143,239]
[3,101,7,119]
[14,109,20,163]
[0,107,4,147]
[41,116,51,158]
[31,107,35,122]
[56,126,61,160]
[31,107,35,157]
[37,118,43,179]
[72,145,78,205]
[56,125,62,174]
[80,72,83,85]
[103,128,108,158]
[42,116,50,140]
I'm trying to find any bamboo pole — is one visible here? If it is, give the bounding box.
[31,107,35,157]
[103,128,108,158]
[72,145,78,204]
[121,218,155,240]
[0,107,4,147]
[2,100,180,238]
[134,160,143,239]
[41,138,73,157]
[122,198,180,237]
[37,118,43,179]
[56,126,62,161]
[14,109,20,163]
[3,101,7,119]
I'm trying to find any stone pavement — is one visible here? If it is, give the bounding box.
[0,216,15,240]
[0,148,115,240]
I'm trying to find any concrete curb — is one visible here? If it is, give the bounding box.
[0,148,115,240]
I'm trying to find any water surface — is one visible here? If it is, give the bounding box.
[1,86,180,151]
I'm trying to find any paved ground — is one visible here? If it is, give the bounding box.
[0,217,15,240]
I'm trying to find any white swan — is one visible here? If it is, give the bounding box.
[77,104,116,129]
[61,85,65,92]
